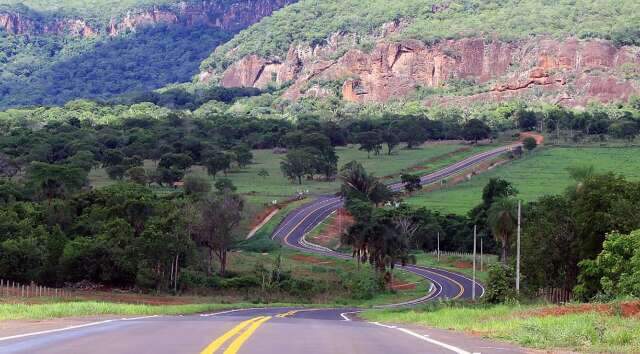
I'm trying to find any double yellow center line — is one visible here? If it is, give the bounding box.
[200,316,271,354]
[200,310,302,354]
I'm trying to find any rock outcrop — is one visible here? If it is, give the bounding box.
[0,0,294,37]
[215,33,640,107]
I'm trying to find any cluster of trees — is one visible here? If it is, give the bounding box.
[0,179,246,291]
[462,172,640,302]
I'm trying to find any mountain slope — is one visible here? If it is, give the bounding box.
[0,0,295,109]
[200,0,640,107]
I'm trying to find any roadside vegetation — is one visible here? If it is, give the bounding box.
[362,301,640,353]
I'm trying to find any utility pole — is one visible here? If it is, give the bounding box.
[516,200,521,294]
[480,236,483,272]
[472,225,477,301]
[437,232,440,262]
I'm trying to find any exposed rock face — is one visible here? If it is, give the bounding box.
[0,0,294,37]
[217,34,640,107]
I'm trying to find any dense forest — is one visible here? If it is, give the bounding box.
[0,25,230,109]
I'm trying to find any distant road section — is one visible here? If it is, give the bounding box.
[272,144,522,303]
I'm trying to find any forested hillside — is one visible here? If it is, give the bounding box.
[0,0,293,109]
[202,0,640,107]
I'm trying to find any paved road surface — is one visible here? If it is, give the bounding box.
[0,144,524,354]
[0,308,525,354]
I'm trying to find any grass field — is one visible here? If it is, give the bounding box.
[406,147,640,215]
[361,301,640,353]
[89,143,488,206]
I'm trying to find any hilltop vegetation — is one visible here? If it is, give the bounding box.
[204,0,640,71]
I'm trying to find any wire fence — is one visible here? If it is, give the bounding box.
[537,287,573,304]
[0,279,71,298]
[429,250,498,264]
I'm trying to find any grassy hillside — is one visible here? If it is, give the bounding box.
[406,146,640,214]
[89,143,485,205]
[204,0,640,71]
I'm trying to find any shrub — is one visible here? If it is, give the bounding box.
[484,263,516,304]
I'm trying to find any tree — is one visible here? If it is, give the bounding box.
[462,119,491,143]
[184,174,211,198]
[258,168,269,179]
[383,129,400,155]
[214,178,237,193]
[357,131,383,158]
[401,174,422,193]
[487,197,518,263]
[609,120,638,143]
[231,145,253,168]
[515,109,538,131]
[125,167,148,185]
[26,162,87,202]
[575,229,640,300]
[280,149,313,184]
[340,161,392,206]
[204,151,232,178]
[159,153,193,172]
[193,193,244,276]
[522,136,537,151]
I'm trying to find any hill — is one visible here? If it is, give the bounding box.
[200,0,640,107]
[0,0,294,109]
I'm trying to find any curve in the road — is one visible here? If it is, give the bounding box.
[272,144,520,304]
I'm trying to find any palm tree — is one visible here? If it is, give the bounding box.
[339,161,392,205]
[487,197,518,263]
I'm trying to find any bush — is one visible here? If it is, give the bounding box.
[339,269,384,300]
[484,263,517,304]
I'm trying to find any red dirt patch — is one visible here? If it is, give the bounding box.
[453,261,473,269]
[290,254,334,266]
[250,206,278,229]
[520,132,545,145]
[525,301,640,318]
[390,280,417,291]
[308,208,354,248]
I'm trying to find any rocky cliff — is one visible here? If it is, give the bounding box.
[0,0,294,37]
[212,24,640,107]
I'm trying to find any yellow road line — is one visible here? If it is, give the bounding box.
[275,310,300,318]
[223,316,272,354]
[199,317,264,354]
[282,199,342,245]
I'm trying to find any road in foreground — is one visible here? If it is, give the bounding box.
[0,307,525,354]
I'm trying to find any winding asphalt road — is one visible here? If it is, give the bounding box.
[0,144,525,354]
[272,144,521,303]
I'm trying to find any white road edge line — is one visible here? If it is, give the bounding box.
[339,311,361,322]
[370,322,472,354]
[0,315,162,342]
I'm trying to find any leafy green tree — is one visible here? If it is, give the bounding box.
[231,145,253,168]
[184,174,211,199]
[401,174,422,193]
[193,193,244,276]
[214,178,237,193]
[280,149,313,184]
[484,263,516,303]
[576,229,640,300]
[258,168,269,179]
[522,136,538,151]
[357,131,383,158]
[125,167,148,185]
[462,119,491,143]
[26,162,87,202]
[204,151,231,178]
[383,129,400,155]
